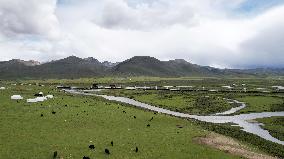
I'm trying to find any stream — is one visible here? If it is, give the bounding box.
[66,89,284,145]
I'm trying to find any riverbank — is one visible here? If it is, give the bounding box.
[256,117,284,141]
[0,84,243,159]
[1,77,284,158]
[68,89,284,157]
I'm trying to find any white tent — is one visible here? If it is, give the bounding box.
[46,95,54,98]
[125,87,136,90]
[35,97,47,102]
[11,95,23,100]
[272,86,284,90]
[222,86,233,89]
[27,99,38,103]
[26,94,53,103]
[27,97,47,103]
[0,87,5,90]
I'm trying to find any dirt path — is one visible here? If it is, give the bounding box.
[194,132,278,159]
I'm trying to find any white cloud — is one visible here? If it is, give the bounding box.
[0,0,283,68]
[0,0,76,61]
[0,0,60,39]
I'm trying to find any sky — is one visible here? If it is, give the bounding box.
[0,0,284,68]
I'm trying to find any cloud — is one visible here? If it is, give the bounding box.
[0,0,60,39]
[237,5,284,68]
[0,0,75,61]
[95,0,197,30]
[0,0,284,68]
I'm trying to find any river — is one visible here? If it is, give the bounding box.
[66,89,284,145]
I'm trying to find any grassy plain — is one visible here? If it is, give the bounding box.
[236,96,284,114]
[257,117,284,141]
[0,84,242,159]
[0,77,283,158]
[101,90,234,115]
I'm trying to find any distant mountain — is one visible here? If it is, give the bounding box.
[232,68,284,76]
[113,56,172,76]
[102,61,119,68]
[11,59,41,66]
[0,59,36,79]
[112,56,241,77]
[0,56,109,79]
[0,56,283,79]
[34,56,110,78]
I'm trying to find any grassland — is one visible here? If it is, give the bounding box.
[257,117,284,141]
[197,121,284,158]
[0,84,243,159]
[99,89,284,157]
[236,96,284,114]
[101,90,234,115]
[0,77,284,158]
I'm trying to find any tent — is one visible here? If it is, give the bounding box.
[35,97,47,102]
[27,99,38,103]
[46,95,54,98]
[11,95,23,100]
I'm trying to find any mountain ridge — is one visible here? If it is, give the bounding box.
[0,56,283,79]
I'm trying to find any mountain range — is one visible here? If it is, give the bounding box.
[0,56,283,79]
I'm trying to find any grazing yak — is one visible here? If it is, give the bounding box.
[53,151,57,159]
[89,145,95,149]
[105,148,110,154]
[34,92,43,97]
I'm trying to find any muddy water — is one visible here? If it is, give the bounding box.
[66,89,284,145]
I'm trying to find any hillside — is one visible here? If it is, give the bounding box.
[112,56,249,77]
[0,56,109,79]
[0,56,283,79]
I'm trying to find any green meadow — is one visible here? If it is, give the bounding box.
[0,77,284,158]
[101,90,233,115]
[257,117,284,141]
[236,96,284,114]
[0,84,241,159]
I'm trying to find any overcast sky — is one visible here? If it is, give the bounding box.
[0,0,284,68]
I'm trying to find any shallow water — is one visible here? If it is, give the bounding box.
[215,100,246,115]
[66,89,284,145]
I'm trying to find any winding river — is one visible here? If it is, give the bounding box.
[66,89,284,145]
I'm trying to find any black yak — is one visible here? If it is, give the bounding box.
[53,151,57,159]
[105,148,110,154]
[89,145,95,149]
[34,93,43,97]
